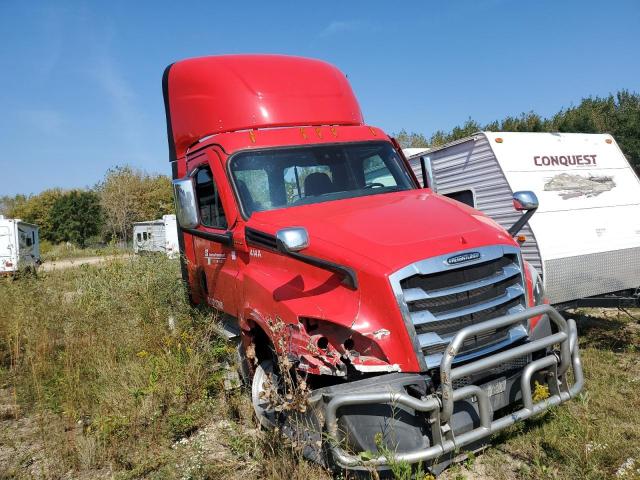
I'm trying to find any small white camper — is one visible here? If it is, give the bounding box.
[133,214,179,257]
[0,216,40,274]
[404,132,640,307]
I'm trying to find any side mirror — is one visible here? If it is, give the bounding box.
[276,227,309,253]
[172,178,200,229]
[512,191,539,211]
[508,191,539,236]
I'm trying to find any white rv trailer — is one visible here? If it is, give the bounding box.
[133,214,179,257]
[0,216,40,274]
[404,132,640,307]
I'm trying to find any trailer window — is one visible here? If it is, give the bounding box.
[143,232,148,241]
[443,190,475,207]
[137,233,142,242]
[195,167,228,229]
[230,141,415,216]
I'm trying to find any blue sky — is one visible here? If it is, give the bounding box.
[1,0,639,196]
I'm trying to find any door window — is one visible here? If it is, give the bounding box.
[195,167,228,229]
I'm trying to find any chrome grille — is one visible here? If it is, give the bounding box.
[452,354,531,389]
[389,245,528,369]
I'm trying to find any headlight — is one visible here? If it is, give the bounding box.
[525,262,546,332]
[526,262,545,306]
[532,271,544,305]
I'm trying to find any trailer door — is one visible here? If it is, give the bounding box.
[0,224,14,272]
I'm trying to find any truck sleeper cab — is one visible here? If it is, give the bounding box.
[162,55,583,473]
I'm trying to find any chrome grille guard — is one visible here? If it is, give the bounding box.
[325,304,584,469]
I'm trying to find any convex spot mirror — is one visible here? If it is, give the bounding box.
[276,227,309,253]
[512,191,539,211]
[173,178,200,229]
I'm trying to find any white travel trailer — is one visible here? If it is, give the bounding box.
[404,132,640,307]
[0,216,40,274]
[133,214,179,257]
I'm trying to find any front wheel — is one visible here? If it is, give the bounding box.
[251,359,279,428]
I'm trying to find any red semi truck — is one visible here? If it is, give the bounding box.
[162,55,583,473]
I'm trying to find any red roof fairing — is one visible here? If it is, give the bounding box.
[163,55,364,161]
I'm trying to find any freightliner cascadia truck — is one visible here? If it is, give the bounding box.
[162,55,583,474]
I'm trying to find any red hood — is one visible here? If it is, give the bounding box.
[247,190,517,273]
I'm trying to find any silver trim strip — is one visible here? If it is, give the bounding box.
[402,263,521,302]
[423,323,527,367]
[411,284,524,325]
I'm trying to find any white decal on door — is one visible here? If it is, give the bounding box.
[204,249,226,265]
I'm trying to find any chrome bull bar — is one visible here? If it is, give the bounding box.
[325,304,584,468]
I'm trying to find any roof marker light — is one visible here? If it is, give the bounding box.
[249,130,256,144]
[315,127,323,139]
[605,138,613,144]
[495,137,503,143]
[330,126,338,137]
[300,127,308,139]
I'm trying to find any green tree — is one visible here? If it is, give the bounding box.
[49,190,102,247]
[5,189,64,241]
[394,129,430,149]
[98,166,174,243]
[550,91,640,171]
[0,194,26,217]
[396,90,640,173]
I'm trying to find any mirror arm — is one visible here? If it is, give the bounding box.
[508,208,537,237]
[420,156,428,188]
[182,227,234,246]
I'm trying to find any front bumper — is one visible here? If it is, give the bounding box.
[321,304,583,470]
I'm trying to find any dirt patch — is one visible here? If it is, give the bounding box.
[39,254,132,272]
[440,449,526,480]
[0,388,58,479]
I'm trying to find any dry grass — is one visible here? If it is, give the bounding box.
[39,241,127,262]
[441,308,640,480]
[0,256,329,479]
[1,257,639,479]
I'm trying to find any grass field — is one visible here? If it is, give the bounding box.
[1,256,639,479]
[39,241,128,262]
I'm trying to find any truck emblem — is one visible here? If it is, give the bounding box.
[447,252,481,265]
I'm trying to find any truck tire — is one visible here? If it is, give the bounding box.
[251,359,279,428]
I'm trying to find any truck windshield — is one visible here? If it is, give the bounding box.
[230,141,415,216]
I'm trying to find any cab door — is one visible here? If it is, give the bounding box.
[187,150,239,315]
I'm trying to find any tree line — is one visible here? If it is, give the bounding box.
[1,90,638,248]
[0,167,174,247]
[395,90,640,173]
